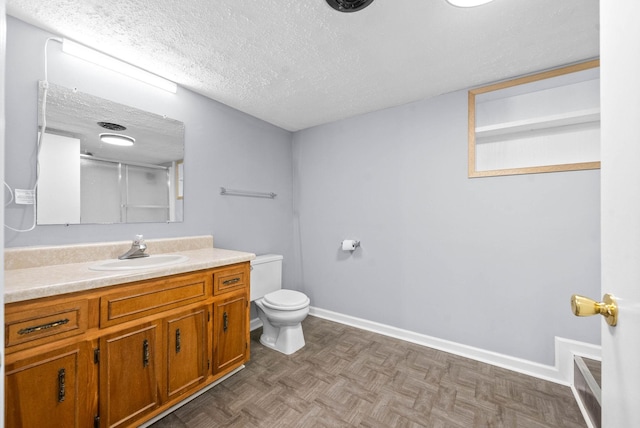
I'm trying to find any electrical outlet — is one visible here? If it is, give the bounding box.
[14,189,35,205]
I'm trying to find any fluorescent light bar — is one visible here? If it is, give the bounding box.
[62,39,177,93]
[447,0,494,7]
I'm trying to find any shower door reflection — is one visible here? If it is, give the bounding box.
[80,157,172,223]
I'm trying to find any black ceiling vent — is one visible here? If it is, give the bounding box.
[97,121,127,131]
[326,0,375,13]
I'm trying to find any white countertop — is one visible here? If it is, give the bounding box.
[4,237,255,304]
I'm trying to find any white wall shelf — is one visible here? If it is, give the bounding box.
[475,108,600,141]
[468,60,601,178]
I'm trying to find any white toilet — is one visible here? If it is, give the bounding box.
[250,254,310,355]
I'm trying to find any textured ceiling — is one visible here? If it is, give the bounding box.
[41,83,184,165]
[7,0,599,132]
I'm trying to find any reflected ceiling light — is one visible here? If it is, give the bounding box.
[99,133,135,146]
[62,39,177,93]
[447,0,494,7]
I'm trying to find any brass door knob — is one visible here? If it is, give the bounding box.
[571,293,618,326]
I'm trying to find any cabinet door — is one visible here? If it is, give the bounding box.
[166,308,207,399]
[213,293,247,374]
[5,343,88,428]
[100,324,158,428]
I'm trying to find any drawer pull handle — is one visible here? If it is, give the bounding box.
[222,277,240,286]
[176,329,181,353]
[18,318,70,335]
[143,339,150,367]
[223,312,228,332]
[58,368,66,402]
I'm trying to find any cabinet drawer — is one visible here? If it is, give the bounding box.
[5,300,88,349]
[214,266,247,295]
[100,274,207,328]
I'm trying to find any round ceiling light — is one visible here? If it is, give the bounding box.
[325,0,375,13]
[99,133,135,146]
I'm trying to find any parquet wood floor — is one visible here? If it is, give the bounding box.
[150,316,585,427]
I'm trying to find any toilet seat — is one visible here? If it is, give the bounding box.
[262,289,310,311]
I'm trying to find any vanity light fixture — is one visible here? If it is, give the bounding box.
[62,39,177,93]
[99,133,135,147]
[446,0,494,7]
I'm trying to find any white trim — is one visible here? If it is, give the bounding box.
[555,336,601,384]
[309,306,601,386]
[559,342,601,428]
[570,355,601,428]
[571,385,597,428]
[250,317,263,332]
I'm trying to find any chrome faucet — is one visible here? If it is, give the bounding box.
[118,235,150,260]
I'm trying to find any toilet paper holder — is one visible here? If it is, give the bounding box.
[341,240,361,251]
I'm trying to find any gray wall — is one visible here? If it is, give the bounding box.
[5,17,295,285]
[293,90,601,365]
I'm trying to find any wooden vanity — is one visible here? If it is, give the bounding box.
[4,236,254,428]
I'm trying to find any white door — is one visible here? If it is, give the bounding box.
[600,1,640,427]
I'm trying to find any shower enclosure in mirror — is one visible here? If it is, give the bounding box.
[37,82,185,224]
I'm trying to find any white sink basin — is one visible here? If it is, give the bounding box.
[89,254,189,271]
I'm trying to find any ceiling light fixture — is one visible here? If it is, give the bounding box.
[446,0,494,7]
[62,39,177,93]
[99,133,135,147]
[98,121,127,131]
[325,0,375,13]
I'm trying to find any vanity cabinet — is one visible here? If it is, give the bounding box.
[100,324,159,428]
[165,308,208,399]
[4,262,251,428]
[213,292,248,374]
[5,342,92,428]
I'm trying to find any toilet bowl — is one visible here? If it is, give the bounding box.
[255,289,310,355]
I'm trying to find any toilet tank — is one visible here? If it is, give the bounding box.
[250,254,283,301]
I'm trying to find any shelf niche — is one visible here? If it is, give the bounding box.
[468,60,600,178]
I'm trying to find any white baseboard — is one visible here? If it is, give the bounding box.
[250,317,263,332]
[309,306,601,386]
[555,336,601,384]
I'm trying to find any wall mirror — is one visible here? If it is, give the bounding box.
[37,82,185,225]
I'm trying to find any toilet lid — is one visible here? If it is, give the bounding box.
[262,290,309,311]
